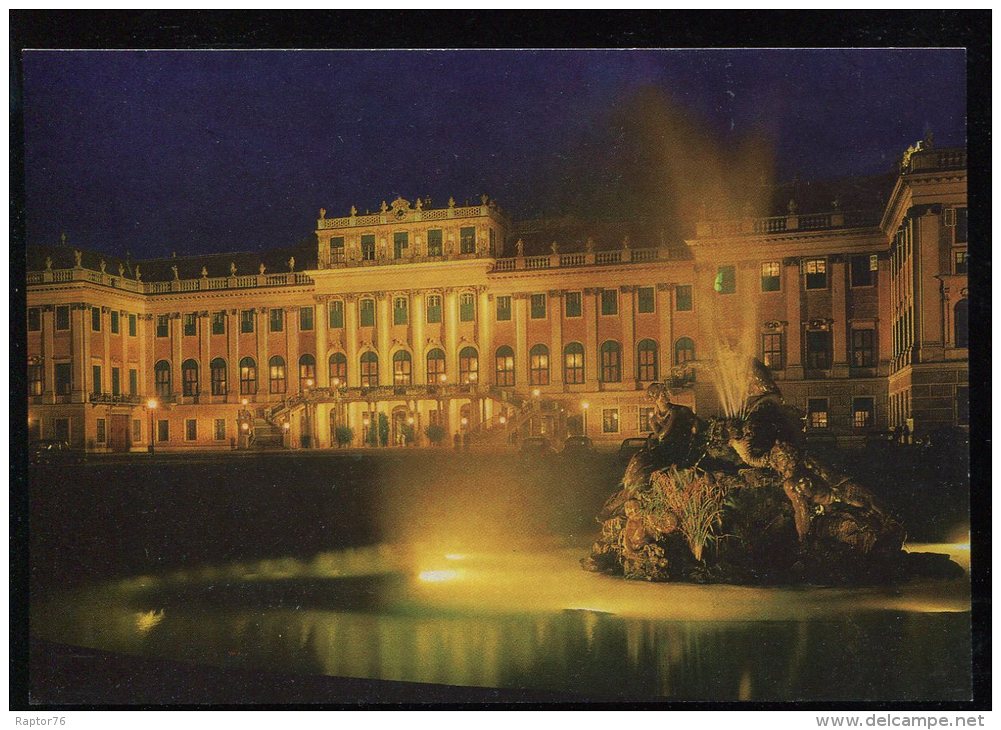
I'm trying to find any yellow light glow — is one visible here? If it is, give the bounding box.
[418,569,460,583]
[461,417,468,426]
[499,416,507,424]
[407,417,415,425]
[306,378,314,387]
[282,422,290,431]
[581,401,589,410]
[241,398,248,406]
[439,373,447,382]
[332,378,340,386]
[134,609,165,634]
[444,553,466,561]
[146,398,158,409]
[241,422,249,431]
[532,388,541,397]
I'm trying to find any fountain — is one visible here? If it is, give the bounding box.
[582,360,965,585]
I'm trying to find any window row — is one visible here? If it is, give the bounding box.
[713,255,880,296]
[31,306,140,335]
[328,226,492,263]
[760,328,878,371]
[805,397,877,429]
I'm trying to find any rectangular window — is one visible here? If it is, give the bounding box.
[185,419,197,441]
[530,293,546,319]
[361,234,376,261]
[393,297,408,325]
[496,296,512,321]
[269,308,284,332]
[427,229,443,257]
[55,363,71,395]
[55,306,70,330]
[851,329,875,368]
[761,262,781,292]
[600,289,618,316]
[459,293,475,322]
[111,367,121,396]
[637,286,655,313]
[460,227,476,254]
[565,291,582,318]
[804,258,827,290]
[329,300,344,328]
[96,419,106,444]
[54,418,70,442]
[92,365,102,395]
[129,368,138,396]
[299,306,314,331]
[157,315,169,338]
[28,364,43,395]
[954,250,968,275]
[602,408,620,434]
[110,310,120,334]
[806,330,832,370]
[329,236,345,263]
[211,312,226,335]
[675,285,693,311]
[955,207,968,243]
[852,397,874,428]
[183,313,196,336]
[393,231,408,259]
[240,310,255,333]
[762,333,784,370]
[132,419,142,443]
[714,265,736,294]
[426,295,442,324]
[807,398,829,429]
[128,313,137,336]
[27,308,40,332]
[359,299,375,327]
[214,418,226,441]
[157,419,169,442]
[92,307,102,331]
[850,255,876,287]
[639,407,654,433]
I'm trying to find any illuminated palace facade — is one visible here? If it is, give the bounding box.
[25,146,968,452]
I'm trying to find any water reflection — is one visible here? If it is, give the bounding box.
[31,544,972,701]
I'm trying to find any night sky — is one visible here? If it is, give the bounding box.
[21,49,966,259]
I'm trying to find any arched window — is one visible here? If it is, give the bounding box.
[393,350,413,386]
[563,342,585,384]
[239,357,257,395]
[495,345,515,387]
[182,359,199,396]
[426,348,445,384]
[299,354,316,390]
[329,352,347,386]
[459,346,478,384]
[637,339,658,382]
[529,344,550,386]
[360,351,379,387]
[600,341,621,383]
[269,356,286,394]
[954,299,969,348]
[674,337,696,365]
[154,360,171,397]
[210,357,227,396]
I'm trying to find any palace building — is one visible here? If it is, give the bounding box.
[24,144,969,452]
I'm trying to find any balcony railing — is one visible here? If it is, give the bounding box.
[905,148,966,174]
[490,246,667,273]
[26,267,316,294]
[695,209,882,238]
[88,393,143,405]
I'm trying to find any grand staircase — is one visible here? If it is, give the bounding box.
[250,417,284,450]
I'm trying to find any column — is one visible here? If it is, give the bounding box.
[256,309,268,401]
[200,311,211,398]
[621,287,636,384]
[71,305,88,400]
[513,294,528,388]
[477,288,491,386]
[226,309,238,402]
[287,306,299,395]
[831,257,849,377]
[376,295,391,386]
[584,289,599,389]
[138,315,149,398]
[346,296,360,387]
[101,307,111,392]
[783,259,803,378]
[444,290,459,380]
[170,314,182,398]
[316,298,329,388]
[42,306,55,404]
[656,284,673,381]
[548,291,563,387]
[413,292,426,383]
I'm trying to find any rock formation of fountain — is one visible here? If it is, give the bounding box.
[582,360,964,585]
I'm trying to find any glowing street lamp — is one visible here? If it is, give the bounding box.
[146,398,158,454]
[581,400,590,434]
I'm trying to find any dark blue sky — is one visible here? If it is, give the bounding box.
[21,49,966,258]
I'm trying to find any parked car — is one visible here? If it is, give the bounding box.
[561,435,596,457]
[519,437,556,458]
[617,437,649,464]
[29,439,85,465]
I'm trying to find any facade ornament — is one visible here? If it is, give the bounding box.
[380,200,388,213]
[61,232,68,246]
[44,256,52,271]
[73,250,82,268]
[831,196,841,211]
[516,239,524,257]
[230,262,237,276]
[99,259,107,274]
[550,241,559,255]
[923,130,935,150]
[448,196,455,209]
[414,197,423,211]
[118,263,125,278]
[787,198,798,215]
[586,237,595,253]
[288,256,295,272]
[480,194,488,205]
[135,265,142,281]
[201,266,208,278]
[350,205,357,216]
[319,208,326,219]
[622,235,631,251]
[171,265,179,280]
[259,263,266,275]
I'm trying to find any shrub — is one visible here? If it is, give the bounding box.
[649,467,727,562]
[425,424,446,445]
[334,425,354,447]
[378,413,389,447]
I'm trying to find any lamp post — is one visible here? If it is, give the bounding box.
[581,401,590,435]
[146,398,158,454]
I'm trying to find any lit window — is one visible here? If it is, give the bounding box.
[427,229,443,257]
[329,353,347,385]
[392,351,412,386]
[852,397,874,428]
[954,250,968,274]
[638,407,654,433]
[299,354,316,389]
[529,344,549,386]
[637,339,658,382]
[394,232,408,259]
[762,333,784,370]
[360,351,379,387]
[674,337,695,365]
[269,356,286,394]
[804,258,827,290]
[426,349,445,384]
[600,341,621,382]
[761,262,781,292]
[563,342,584,384]
[182,359,199,396]
[329,236,345,263]
[361,234,376,261]
[602,408,620,434]
[28,364,43,396]
[239,357,257,395]
[495,346,515,386]
[459,347,478,384]
[851,329,875,368]
[155,361,171,396]
[808,399,829,429]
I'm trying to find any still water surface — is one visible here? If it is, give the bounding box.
[32,544,971,701]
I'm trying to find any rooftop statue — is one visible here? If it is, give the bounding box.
[74,250,82,268]
[230,262,237,276]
